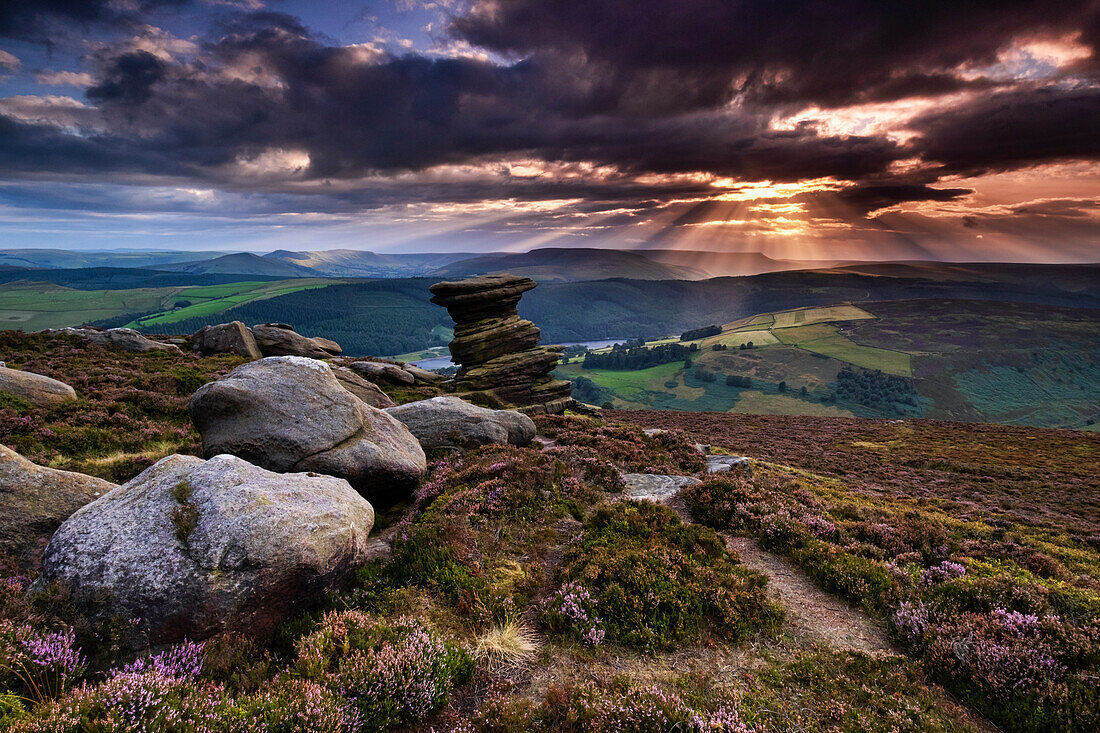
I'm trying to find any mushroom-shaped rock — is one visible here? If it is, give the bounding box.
[385,396,536,450]
[1,444,114,569]
[40,454,375,645]
[251,323,340,358]
[192,321,262,360]
[189,356,425,500]
[331,366,396,409]
[0,366,77,406]
[349,360,415,386]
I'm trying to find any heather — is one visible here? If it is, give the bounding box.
[0,331,243,482]
[534,414,706,473]
[542,501,781,650]
[677,458,1100,731]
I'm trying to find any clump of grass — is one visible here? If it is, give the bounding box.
[170,480,198,545]
[475,619,541,670]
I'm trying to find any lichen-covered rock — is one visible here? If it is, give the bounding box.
[39,454,374,645]
[0,444,114,569]
[349,360,415,386]
[189,356,425,500]
[429,275,571,409]
[46,327,182,353]
[385,396,536,450]
[332,365,396,408]
[192,321,262,359]
[0,366,77,406]
[251,323,341,359]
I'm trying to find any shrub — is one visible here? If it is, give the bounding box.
[232,677,350,732]
[546,501,781,651]
[466,681,751,732]
[0,622,85,704]
[294,611,472,731]
[534,415,705,473]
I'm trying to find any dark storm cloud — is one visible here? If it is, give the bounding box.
[3,13,902,187]
[0,0,190,41]
[911,86,1100,175]
[87,51,170,105]
[453,0,1100,109]
[0,1,1097,223]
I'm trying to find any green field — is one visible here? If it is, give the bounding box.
[558,299,1099,428]
[0,278,344,332]
[773,323,912,375]
[130,279,342,327]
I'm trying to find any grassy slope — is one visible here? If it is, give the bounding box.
[560,300,1099,428]
[0,278,343,332]
[129,279,342,327]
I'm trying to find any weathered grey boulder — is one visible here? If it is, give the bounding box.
[385,396,536,451]
[331,366,396,409]
[0,366,77,406]
[402,364,447,384]
[251,323,340,359]
[1,445,114,569]
[349,360,415,386]
[48,327,182,353]
[40,454,374,645]
[311,336,343,356]
[189,357,425,499]
[192,321,261,360]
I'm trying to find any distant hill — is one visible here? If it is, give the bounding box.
[150,252,316,277]
[0,248,226,269]
[432,247,709,281]
[0,267,286,290]
[264,249,479,277]
[638,249,833,277]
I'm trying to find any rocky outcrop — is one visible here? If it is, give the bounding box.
[349,360,415,386]
[47,327,182,353]
[385,396,536,451]
[429,275,570,410]
[40,454,374,645]
[0,366,77,406]
[1,445,114,569]
[251,323,342,359]
[189,356,425,500]
[192,321,262,359]
[331,366,396,408]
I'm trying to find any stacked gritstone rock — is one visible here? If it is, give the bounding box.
[429,274,571,413]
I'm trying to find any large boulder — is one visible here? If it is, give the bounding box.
[40,454,374,645]
[349,360,415,386]
[1,445,114,569]
[192,321,262,360]
[0,366,77,406]
[251,323,341,359]
[189,357,425,500]
[331,366,396,409]
[48,327,182,353]
[385,396,536,451]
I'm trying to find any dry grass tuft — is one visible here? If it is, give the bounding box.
[475,619,541,670]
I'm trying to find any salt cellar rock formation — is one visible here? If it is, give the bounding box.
[430,274,571,412]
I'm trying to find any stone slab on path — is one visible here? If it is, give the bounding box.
[620,473,701,503]
[706,455,750,473]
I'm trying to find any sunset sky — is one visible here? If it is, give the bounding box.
[0,1,1098,261]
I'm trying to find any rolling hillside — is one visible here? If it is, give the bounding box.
[431,247,710,281]
[559,299,1100,429]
